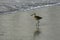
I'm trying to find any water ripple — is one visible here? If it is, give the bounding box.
[0,2,60,14]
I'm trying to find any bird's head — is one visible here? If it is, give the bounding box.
[31,13,36,16]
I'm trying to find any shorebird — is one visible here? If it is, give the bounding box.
[31,13,42,20]
[31,13,42,29]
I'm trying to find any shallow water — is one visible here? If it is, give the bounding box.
[0,5,60,40]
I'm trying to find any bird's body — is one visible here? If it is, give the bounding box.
[31,13,42,20]
[34,16,42,20]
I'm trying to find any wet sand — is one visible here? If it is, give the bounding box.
[0,6,60,40]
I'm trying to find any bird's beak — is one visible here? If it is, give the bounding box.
[31,14,33,16]
[31,13,36,16]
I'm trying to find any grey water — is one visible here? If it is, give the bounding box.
[0,1,60,13]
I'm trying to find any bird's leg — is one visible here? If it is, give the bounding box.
[36,20,40,30]
[36,21,38,29]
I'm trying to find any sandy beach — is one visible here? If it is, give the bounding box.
[0,5,60,40]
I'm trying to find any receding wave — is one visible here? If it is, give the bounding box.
[0,2,60,14]
[20,2,60,11]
